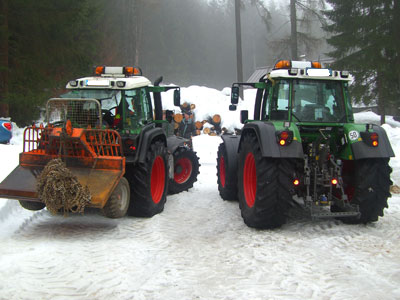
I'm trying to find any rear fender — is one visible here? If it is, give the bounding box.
[240,122,303,158]
[137,127,166,163]
[166,135,188,154]
[221,135,240,175]
[345,124,395,159]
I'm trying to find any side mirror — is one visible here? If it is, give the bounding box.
[229,104,237,111]
[231,86,240,104]
[154,76,163,86]
[240,110,249,124]
[174,89,181,107]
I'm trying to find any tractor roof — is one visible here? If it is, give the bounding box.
[250,60,353,82]
[66,66,152,90]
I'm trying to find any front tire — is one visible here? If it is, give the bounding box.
[341,158,392,224]
[127,141,169,217]
[168,147,200,195]
[102,177,130,219]
[19,200,45,211]
[238,134,294,229]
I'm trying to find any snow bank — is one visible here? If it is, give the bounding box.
[161,85,256,132]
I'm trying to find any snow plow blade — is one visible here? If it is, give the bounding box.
[0,165,124,208]
[0,126,125,209]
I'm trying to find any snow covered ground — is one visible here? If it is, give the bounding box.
[0,86,399,300]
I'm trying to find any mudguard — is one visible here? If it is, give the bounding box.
[137,126,167,163]
[221,135,240,175]
[351,125,395,159]
[166,135,189,154]
[240,122,303,158]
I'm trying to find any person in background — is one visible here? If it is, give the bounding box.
[178,111,196,148]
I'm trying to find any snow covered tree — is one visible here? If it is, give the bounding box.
[324,0,400,123]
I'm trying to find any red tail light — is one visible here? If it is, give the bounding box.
[2,122,12,131]
[276,130,293,146]
[370,132,379,147]
[361,131,379,147]
[124,138,136,153]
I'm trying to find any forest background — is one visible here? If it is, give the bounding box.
[0,0,399,126]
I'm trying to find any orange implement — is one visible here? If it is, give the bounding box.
[0,126,125,209]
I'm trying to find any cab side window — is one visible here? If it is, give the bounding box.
[124,88,153,129]
[268,80,290,120]
[140,88,153,121]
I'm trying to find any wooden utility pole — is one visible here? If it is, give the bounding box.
[235,0,244,99]
[0,0,9,105]
[290,0,298,60]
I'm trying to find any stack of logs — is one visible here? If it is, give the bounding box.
[170,102,225,136]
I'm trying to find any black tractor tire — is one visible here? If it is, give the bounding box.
[102,177,130,219]
[340,158,392,224]
[217,143,238,200]
[19,200,45,211]
[168,147,200,195]
[238,133,294,229]
[127,141,169,217]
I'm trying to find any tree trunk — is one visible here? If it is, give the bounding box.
[124,0,135,65]
[394,0,400,102]
[377,72,386,125]
[235,0,244,98]
[290,0,298,60]
[134,0,143,66]
[0,0,9,103]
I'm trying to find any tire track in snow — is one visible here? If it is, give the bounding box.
[0,163,400,299]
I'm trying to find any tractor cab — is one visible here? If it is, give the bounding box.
[60,66,182,158]
[63,66,179,134]
[232,60,354,124]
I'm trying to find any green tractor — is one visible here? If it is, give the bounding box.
[0,66,199,218]
[217,60,394,229]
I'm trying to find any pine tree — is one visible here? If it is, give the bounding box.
[251,0,327,61]
[4,0,106,126]
[324,0,400,123]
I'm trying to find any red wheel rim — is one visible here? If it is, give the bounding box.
[219,156,226,187]
[243,153,256,208]
[151,156,165,204]
[174,157,193,184]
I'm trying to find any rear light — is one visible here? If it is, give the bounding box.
[124,138,136,152]
[361,131,379,147]
[2,122,12,131]
[370,132,378,147]
[276,130,293,146]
